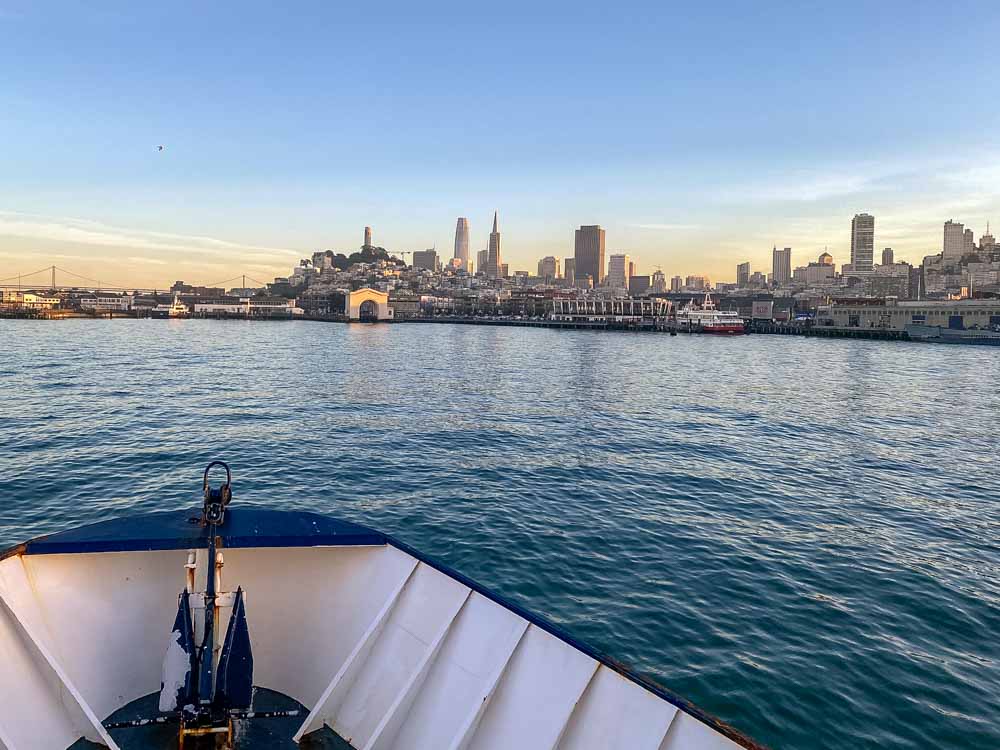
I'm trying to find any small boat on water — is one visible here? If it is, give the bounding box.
[151,293,190,319]
[0,463,763,750]
[675,293,745,335]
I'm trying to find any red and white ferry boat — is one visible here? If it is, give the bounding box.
[675,292,745,334]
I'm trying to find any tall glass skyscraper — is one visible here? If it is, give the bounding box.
[453,217,470,270]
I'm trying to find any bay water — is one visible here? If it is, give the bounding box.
[1,319,998,749]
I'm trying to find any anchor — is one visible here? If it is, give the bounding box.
[104,463,297,748]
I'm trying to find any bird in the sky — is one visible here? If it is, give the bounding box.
[156,145,164,152]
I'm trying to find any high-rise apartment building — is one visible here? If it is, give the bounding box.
[882,247,894,265]
[964,228,975,256]
[564,258,576,285]
[574,225,606,288]
[685,275,707,290]
[628,261,636,281]
[850,213,875,273]
[943,220,965,260]
[629,275,651,295]
[606,254,631,290]
[453,218,470,270]
[412,249,439,272]
[364,226,373,247]
[737,262,751,287]
[537,256,561,279]
[651,269,666,293]
[486,211,503,278]
[476,249,488,275]
[670,275,682,292]
[772,247,792,285]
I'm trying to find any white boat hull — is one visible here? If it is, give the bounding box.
[0,510,758,750]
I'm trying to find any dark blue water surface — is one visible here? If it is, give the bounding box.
[2,319,998,749]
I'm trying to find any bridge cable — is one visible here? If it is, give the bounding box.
[0,266,54,284]
[54,266,103,286]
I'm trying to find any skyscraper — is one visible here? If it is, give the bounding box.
[943,220,965,260]
[882,247,894,265]
[412,249,439,272]
[737,262,751,287]
[651,269,666,292]
[772,247,792,285]
[629,275,651,295]
[850,213,875,273]
[476,249,488,275]
[685,275,707,290]
[670,275,682,292]
[964,228,975,256]
[606,254,630,290]
[574,225,606,288]
[564,258,576,285]
[486,211,502,278]
[453,218,470,270]
[537,256,561,279]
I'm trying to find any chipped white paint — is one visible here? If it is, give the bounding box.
[158,628,191,712]
[0,542,748,750]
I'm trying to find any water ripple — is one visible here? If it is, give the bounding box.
[1,319,999,749]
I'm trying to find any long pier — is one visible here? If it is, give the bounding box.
[3,309,915,341]
[747,321,910,341]
[402,316,666,332]
[405,317,913,340]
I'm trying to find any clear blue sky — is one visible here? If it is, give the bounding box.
[2,0,998,286]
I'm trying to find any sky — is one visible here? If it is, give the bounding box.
[1,0,999,288]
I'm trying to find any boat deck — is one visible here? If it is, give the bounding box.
[68,689,351,749]
[4,508,760,750]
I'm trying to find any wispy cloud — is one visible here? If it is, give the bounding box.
[0,211,301,262]
[630,223,702,231]
[710,152,1000,207]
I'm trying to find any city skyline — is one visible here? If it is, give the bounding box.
[5,209,999,290]
[2,3,999,286]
